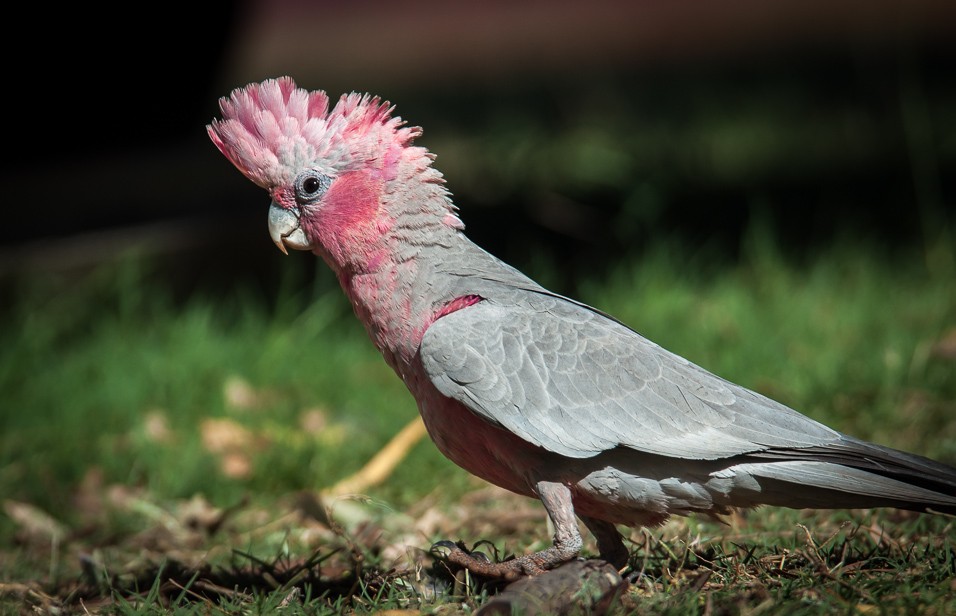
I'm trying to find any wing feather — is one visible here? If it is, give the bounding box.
[420,293,841,460]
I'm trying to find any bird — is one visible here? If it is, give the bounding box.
[208,77,956,579]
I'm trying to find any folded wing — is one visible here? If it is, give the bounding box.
[420,294,841,460]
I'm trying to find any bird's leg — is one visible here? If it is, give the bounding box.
[434,481,582,580]
[580,516,629,569]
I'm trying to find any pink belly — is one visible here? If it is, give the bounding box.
[406,365,545,498]
[404,361,677,530]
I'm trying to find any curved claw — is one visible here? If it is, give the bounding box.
[430,540,460,558]
[430,540,491,563]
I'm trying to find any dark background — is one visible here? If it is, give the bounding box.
[2,0,954,300]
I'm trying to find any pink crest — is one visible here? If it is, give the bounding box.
[207,77,420,189]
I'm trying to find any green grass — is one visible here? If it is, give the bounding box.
[0,261,431,514]
[1,234,954,613]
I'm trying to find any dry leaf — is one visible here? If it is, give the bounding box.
[177,494,226,532]
[3,500,67,541]
[223,375,276,410]
[143,408,173,443]
[220,452,253,479]
[299,407,328,434]
[201,418,254,453]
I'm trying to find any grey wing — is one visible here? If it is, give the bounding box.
[419,296,841,460]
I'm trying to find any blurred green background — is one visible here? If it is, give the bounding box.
[1,0,954,543]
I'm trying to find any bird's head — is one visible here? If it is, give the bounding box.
[208,77,442,260]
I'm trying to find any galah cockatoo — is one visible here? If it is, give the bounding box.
[208,77,956,579]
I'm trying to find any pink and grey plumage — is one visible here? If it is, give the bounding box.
[209,77,956,579]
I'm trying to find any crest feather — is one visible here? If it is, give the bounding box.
[207,77,418,189]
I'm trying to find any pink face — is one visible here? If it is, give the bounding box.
[208,77,421,264]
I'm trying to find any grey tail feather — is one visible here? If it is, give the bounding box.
[748,436,956,515]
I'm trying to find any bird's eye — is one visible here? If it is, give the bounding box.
[303,177,321,194]
[293,171,331,204]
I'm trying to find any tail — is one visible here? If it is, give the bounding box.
[728,437,956,515]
